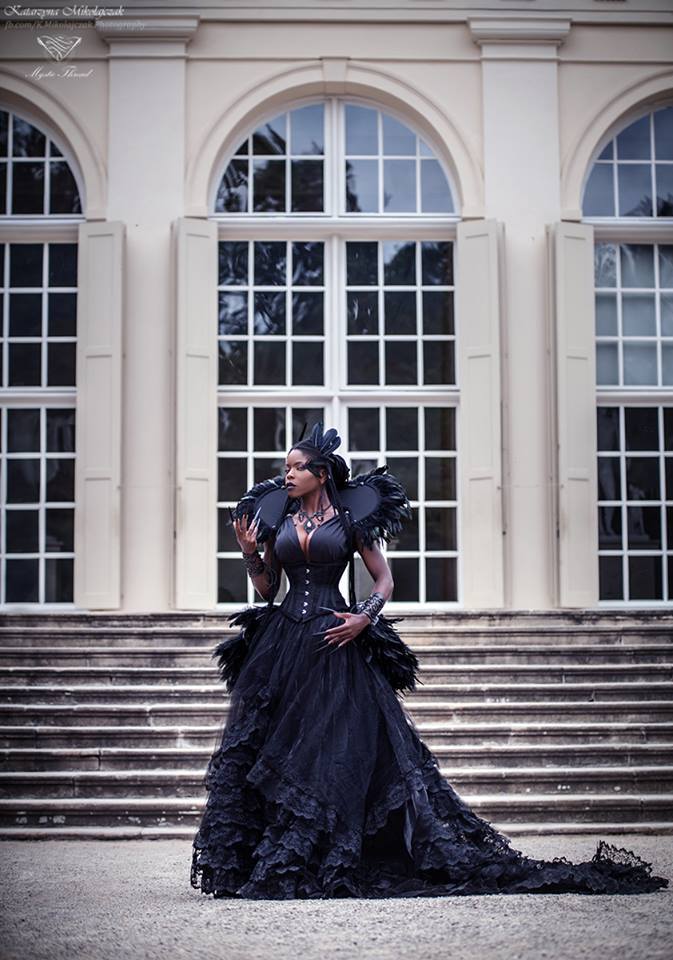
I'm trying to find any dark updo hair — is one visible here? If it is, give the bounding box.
[288,440,350,490]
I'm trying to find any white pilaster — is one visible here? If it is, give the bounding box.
[469,18,571,609]
[96,16,199,610]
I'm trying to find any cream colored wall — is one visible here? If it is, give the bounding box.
[0,6,671,610]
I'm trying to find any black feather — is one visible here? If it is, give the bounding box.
[212,605,274,692]
[348,466,412,550]
[231,475,286,544]
[355,612,421,693]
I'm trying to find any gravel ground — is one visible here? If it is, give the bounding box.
[0,835,672,960]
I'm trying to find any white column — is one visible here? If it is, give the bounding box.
[97,16,199,611]
[469,18,571,609]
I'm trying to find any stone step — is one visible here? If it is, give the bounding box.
[2,624,672,648]
[3,645,672,667]
[2,765,673,799]
[4,741,673,771]
[2,663,672,684]
[3,721,673,749]
[2,793,672,828]
[3,700,673,725]
[4,821,673,840]
[3,681,673,705]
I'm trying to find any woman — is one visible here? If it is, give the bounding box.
[190,422,668,899]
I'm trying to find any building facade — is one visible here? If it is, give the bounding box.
[0,0,672,614]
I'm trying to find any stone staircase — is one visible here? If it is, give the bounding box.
[1,610,672,840]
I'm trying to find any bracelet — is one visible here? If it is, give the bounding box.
[242,549,265,577]
[355,591,386,626]
[241,550,279,595]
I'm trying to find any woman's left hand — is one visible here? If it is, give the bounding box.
[318,611,371,649]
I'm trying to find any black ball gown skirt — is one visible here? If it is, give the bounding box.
[190,514,669,899]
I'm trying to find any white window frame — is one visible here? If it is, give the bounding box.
[213,95,462,611]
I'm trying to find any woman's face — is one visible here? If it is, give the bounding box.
[284,448,326,499]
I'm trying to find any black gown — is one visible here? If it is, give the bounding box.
[190,512,669,899]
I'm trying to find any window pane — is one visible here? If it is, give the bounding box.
[291,159,323,212]
[618,164,652,217]
[425,507,456,550]
[583,164,614,217]
[292,341,324,385]
[654,106,673,157]
[346,242,378,285]
[218,292,247,335]
[598,504,621,549]
[219,341,247,384]
[290,104,324,155]
[625,408,658,450]
[49,162,81,214]
[219,241,248,285]
[423,290,453,335]
[347,292,378,334]
[620,244,654,287]
[253,158,285,212]
[423,340,454,385]
[45,558,73,603]
[421,159,452,213]
[348,408,379,451]
[425,456,456,500]
[345,104,378,155]
[425,408,455,450]
[252,114,286,154]
[629,555,662,600]
[387,557,418,601]
[254,292,286,335]
[47,341,76,386]
[345,159,378,213]
[254,407,286,451]
[218,408,247,450]
[386,456,418,500]
[385,340,417,384]
[12,116,45,157]
[626,456,660,500]
[384,292,416,334]
[599,555,623,600]
[253,340,285,384]
[655,164,673,217]
[254,241,286,285]
[596,293,618,336]
[47,293,77,337]
[598,457,621,501]
[622,294,655,336]
[292,242,323,285]
[292,292,323,334]
[218,457,247,501]
[386,408,418,450]
[347,340,378,384]
[426,557,457,602]
[594,243,617,288]
[383,159,415,212]
[623,343,656,385]
[383,241,415,285]
[422,241,453,285]
[8,408,40,451]
[382,114,416,156]
[616,115,650,160]
[215,158,248,213]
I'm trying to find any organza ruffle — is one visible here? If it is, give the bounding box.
[191,611,669,899]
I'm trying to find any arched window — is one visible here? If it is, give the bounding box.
[582,104,673,604]
[0,108,83,607]
[212,98,460,608]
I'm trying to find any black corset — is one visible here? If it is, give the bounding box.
[272,513,353,623]
[278,560,350,623]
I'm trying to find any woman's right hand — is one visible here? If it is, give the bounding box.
[233,511,261,554]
